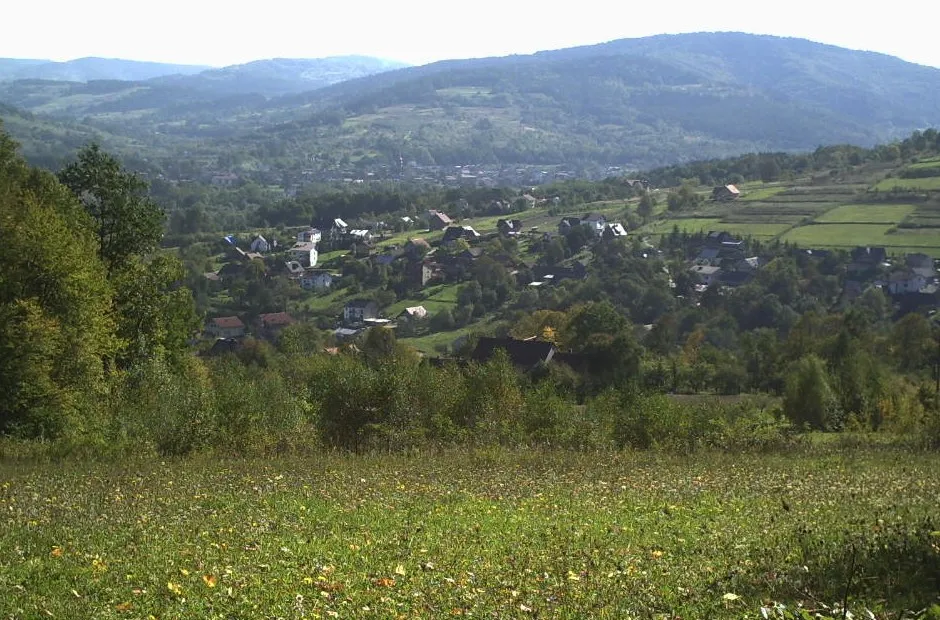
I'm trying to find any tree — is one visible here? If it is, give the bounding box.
[637,192,655,220]
[0,131,117,437]
[58,144,198,367]
[783,355,838,430]
[58,144,165,276]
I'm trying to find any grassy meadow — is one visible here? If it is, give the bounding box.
[1,447,938,619]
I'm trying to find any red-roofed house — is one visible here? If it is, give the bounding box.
[207,316,246,339]
[257,312,296,337]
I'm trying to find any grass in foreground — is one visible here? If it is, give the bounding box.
[1,448,937,618]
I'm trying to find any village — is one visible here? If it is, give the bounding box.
[199,181,940,369]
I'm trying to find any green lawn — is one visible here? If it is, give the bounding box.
[385,283,461,318]
[874,176,940,191]
[1,449,937,618]
[814,203,916,224]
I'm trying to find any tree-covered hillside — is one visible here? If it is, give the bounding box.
[1,33,939,177]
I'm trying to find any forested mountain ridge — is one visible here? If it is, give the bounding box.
[0,57,210,82]
[1,33,939,174]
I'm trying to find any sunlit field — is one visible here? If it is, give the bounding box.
[1,447,938,618]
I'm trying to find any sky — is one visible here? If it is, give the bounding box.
[4,0,939,69]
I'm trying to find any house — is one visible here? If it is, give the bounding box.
[442,226,481,244]
[459,247,484,261]
[343,299,379,325]
[694,248,721,265]
[257,312,295,336]
[583,213,607,237]
[207,316,246,339]
[405,238,431,259]
[349,229,374,244]
[906,253,936,279]
[249,235,270,253]
[705,231,739,248]
[399,306,428,321]
[300,271,335,291]
[297,228,322,244]
[203,271,221,282]
[887,269,927,295]
[333,327,361,341]
[497,219,524,235]
[470,337,556,370]
[288,242,318,268]
[712,185,740,201]
[428,210,453,231]
[851,246,888,265]
[602,223,628,239]
[284,261,305,277]
[409,262,436,288]
[689,265,722,287]
[558,217,582,234]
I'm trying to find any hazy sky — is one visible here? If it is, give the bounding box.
[5,0,939,68]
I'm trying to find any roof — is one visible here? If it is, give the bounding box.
[407,237,431,248]
[345,299,377,309]
[350,229,372,237]
[203,271,221,281]
[334,218,348,228]
[906,253,934,269]
[210,316,244,329]
[583,213,606,222]
[690,265,722,275]
[461,247,484,258]
[290,241,317,253]
[253,235,267,243]
[470,337,556,369]
[402,306,428,319]
[697,248,720,260]
[725,184,740,194]
[605,223,628,237]
[429,210,453,224]
[259,312,295,327]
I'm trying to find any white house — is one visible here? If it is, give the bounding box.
[583,213,607,237]
[297,228,322,244]
[300,271,335,291]
[249,235,270,253]
[349,229,374,243]
[288,242,318,268]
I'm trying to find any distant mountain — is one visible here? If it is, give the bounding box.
[2,34,939,173]
[153,56,411,97]
[0,57,209,82]
[0,58,48,81]
[272,32,940,167]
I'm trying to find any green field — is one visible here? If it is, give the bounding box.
[781,223,940,253]
[738,185,788,201]
[644,218,791,239]
[874,177,940,191]
[1,448,937,618]
[815,204,916,224]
